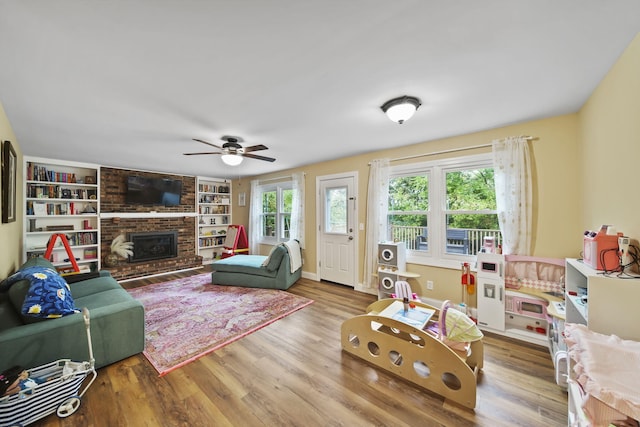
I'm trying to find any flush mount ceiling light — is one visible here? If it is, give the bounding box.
[220,153,243,166]
[380,96,421,124]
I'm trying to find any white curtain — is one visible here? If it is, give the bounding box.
[492,136,532,255]
[290,172,305,248]
[363,159,390,289]
[248,179,261,255]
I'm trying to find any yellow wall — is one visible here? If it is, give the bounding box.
[579,33,640,239]
[234,113,583,303]
[0,101,23,279]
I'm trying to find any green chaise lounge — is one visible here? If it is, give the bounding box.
[210,240,302,290]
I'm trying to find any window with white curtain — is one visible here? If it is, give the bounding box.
[257,182,293,243]
[388,153,501,268]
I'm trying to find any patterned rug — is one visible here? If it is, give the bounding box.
[127,273,313,376]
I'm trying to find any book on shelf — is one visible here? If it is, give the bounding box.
[377,300,436,329]
[46,225,74,231]
[83,248,98,259]
[32,202,47,216]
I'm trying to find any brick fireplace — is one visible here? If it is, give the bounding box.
[128,231,178,262]
[100,167,202,281]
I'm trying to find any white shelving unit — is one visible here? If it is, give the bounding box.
[196,177,232,264]
[23,157,101,272]
[564,258,640,425]
[564,258,640,340]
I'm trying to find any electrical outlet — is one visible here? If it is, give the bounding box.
[426,280,434,290]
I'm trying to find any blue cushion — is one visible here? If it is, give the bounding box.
[5,266,79,320]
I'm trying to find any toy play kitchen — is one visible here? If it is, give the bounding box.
[476,253,566,348]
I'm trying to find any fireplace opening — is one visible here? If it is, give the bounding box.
[128,231,178,262]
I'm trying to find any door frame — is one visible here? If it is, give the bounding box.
[316,171,358,287]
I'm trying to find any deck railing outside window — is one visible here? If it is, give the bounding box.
[389,225,502,255]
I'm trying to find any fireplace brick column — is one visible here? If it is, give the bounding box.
[100,167,202,281]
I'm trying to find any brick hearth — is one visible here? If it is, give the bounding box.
[100,167,202,280]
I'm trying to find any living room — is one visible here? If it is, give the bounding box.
[1,3,639,426]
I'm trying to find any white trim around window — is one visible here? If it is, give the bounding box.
[257,181,293,245]
[389,153,495,270]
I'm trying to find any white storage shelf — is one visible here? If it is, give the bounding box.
[564,258,640,340]
[23,157,101,271]
[196,178,232,265]
[564,258,640,426]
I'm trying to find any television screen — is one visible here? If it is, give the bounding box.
[126,176,182,206]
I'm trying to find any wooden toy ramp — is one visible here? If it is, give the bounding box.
[341,299,483,409]
[221,224,249,258]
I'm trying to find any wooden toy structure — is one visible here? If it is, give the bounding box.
[220,225,249,258]
[341,298,484,409]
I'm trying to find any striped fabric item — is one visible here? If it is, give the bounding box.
[0,360,89,426]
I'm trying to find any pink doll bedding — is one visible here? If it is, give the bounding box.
[564,323,640,426]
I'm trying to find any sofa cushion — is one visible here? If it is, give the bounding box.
[212,255,277,278]
[69,276,122,299]
[0,296,23,330]
[7,280,31,317]
[262,245,286,272]
[21,257,57,270]
[261,244,279,267]
[6,266,79,322]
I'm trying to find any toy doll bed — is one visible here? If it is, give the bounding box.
[341,298,483,409]
[564,323,640,426]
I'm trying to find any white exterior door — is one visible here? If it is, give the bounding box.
[317,173,357,287]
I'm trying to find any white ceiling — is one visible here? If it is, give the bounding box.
[1,1,639,178]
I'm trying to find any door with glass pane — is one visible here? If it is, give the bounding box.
[318,174,357,286]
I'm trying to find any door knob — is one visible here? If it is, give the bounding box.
[348,236,354,240]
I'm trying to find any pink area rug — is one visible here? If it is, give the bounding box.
[127,273,313,376]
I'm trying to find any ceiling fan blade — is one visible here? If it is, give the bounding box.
[183,152,222,156]
[243,153,276,162]
[193,138,223,150]
[242,144,268,153]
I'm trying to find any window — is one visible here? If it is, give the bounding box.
[387,154,501,267]
[258,182,293,243]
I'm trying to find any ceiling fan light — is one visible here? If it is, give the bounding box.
[221,154,243,166]
[380,96,421,124]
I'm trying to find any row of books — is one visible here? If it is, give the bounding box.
[69,232,98,246]
[27,164,87,183]
[199,205,229,215]
[198,184,230,193]
[199,195,230,204]
[199,236,226,247]
[27,184,97,200]
[26,201,97,216]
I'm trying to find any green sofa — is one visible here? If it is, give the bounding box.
[211,243,302,290]
[0,257,145,372]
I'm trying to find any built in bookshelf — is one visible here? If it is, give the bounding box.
[23,157,101,272]
[197,177,231,264]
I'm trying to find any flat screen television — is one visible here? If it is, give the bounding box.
[126,175,183,206]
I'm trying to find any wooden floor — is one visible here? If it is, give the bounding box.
[34,268,568,427]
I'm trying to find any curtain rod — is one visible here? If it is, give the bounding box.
[371,135,538,164]
[254,172,306,183]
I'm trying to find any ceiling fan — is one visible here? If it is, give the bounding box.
[184,135,276,166]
